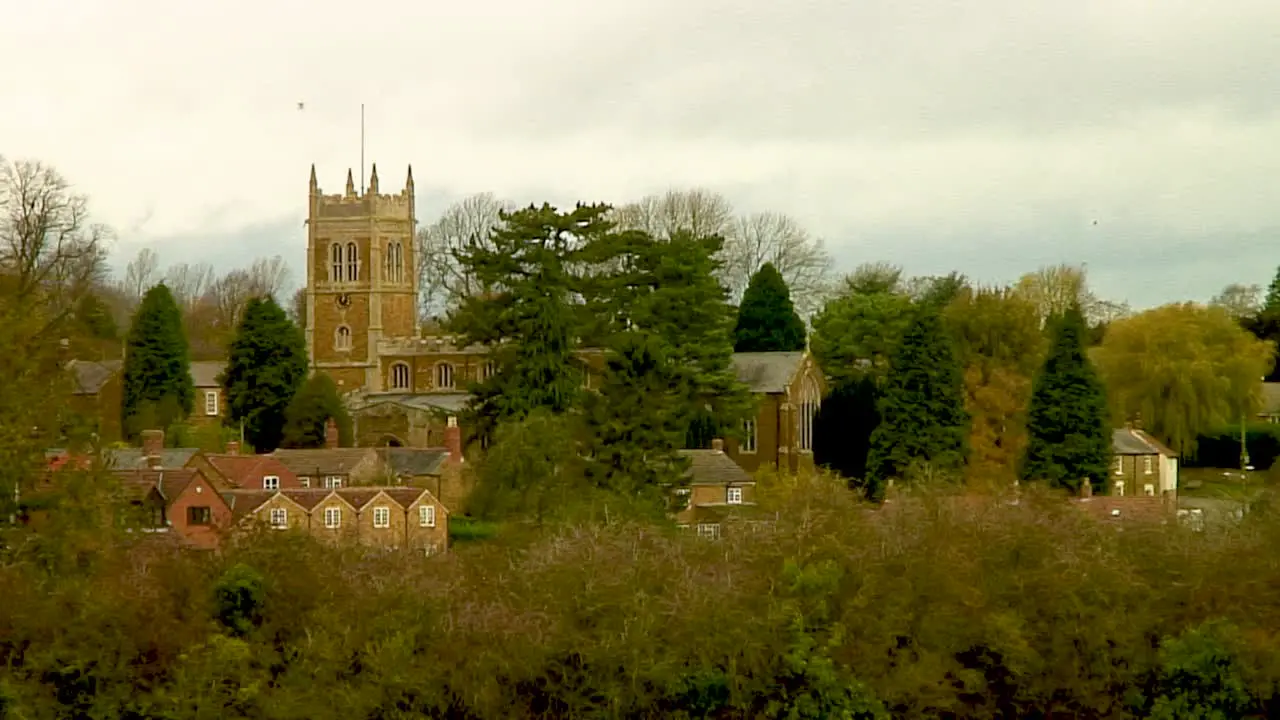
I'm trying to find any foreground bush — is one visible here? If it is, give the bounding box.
[2,480,1280,718]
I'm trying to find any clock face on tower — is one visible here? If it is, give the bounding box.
[335,293,352,309]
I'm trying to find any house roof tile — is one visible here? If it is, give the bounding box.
[678,449,753,486]
[731,352,806,394]
[189,361,225,388]
[270,448,377,476]
[377,447,448,476]
[66,359,122,394]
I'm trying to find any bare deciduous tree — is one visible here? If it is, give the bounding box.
[416,193,512,316]
[722,211,833,319]
[163,262,215,311]
[289,286,307,328]
[120,247,160,305]
[247,255,289,299]
[610,188,735,242]
[203,268,256,332]
[1211,283,1262,320]
[1013,264,1130,328]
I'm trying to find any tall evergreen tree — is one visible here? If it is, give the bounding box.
[280,372,352,449]
[122,283,193,439]
[733,262,807,352]
[220,296,307,453]
[1020,308,1116,493]
[449,203,600,445]
[583,332,690,512]
[864,308,969,499]
[813,374,881,482]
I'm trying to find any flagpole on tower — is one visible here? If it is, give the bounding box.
[360,103,365,193]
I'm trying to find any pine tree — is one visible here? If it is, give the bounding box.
[864,308,969,498]
[1021,307,1113,493]
[220,296,307,453]
[122,283,193,439]
[449,203,599,445]
[583,332,690,511]
[281,372,352,449]
[733,262,807,352]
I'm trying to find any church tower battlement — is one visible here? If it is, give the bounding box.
[306,164,418,394]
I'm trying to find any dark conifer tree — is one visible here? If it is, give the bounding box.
[864,308,969,499]
[122,283,193,439]
[280,372,352,449]
[220,296,308,453]
[1021,307,1112,493]
[733,262,807,353]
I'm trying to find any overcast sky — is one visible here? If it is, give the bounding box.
[3,0,1278,311]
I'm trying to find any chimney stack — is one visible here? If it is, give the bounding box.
[444,416,463,464]
[146,454,163,470]
[141,429,164,466]
[324,418,339,449]
[225,440,240,455]
[711,438,724,453]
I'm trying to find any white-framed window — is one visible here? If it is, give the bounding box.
[324,507,341,529]
[727,487,743,505]
[797,375,820,452]
[436,363,454,390]
[391,362,411,390]
[373,506,391,528]
[263,475,280,491]
[324,476,342,489]
[1115,481,1125,497]
[345,242,359,281]
[269,508,287,528]
[419,504,435,528]
[335,325,352,351]
[298,476,311,488]
[741,418,757,453]
[1113,456,1123,475]
[1143,456,1154,475]
[204,390,218,416]
[330,242,343,282]
[1144,483,1156,497]
[696,523,721,539]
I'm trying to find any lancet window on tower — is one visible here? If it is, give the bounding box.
[346,242,359,281]
[385,241,405,284]
[330,242,343,282]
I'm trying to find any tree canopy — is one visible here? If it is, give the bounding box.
[122,283,193,439]
[732,262,807,353]
[281,372,352,449]
[220,296,308,453]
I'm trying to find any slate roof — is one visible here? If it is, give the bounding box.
[678,449,753,486]
[1112,428,1175,456]
[203,454,296,488]
[106,448,202,470]
[1262,383,1280,415]
[270,448,377,476]
[348,392,472,414]
[377,447,449,477]
[111,468,203,506]
[731,352,806,394]
[189,361,225,388]
[67,359,122,394]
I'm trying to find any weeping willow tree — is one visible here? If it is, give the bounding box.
[1094,303,1274,456]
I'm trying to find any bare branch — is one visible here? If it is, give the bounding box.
[247,255,289,298]
[611,188,735,242]
[163,261,215,311]
[120,247,160,304]
[416,193,513,317]
[722,211,834,320]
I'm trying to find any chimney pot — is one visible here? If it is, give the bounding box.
[711,438,724,453]
[225,441,240,455]
[324,418,339,449]
[146,454,162,470]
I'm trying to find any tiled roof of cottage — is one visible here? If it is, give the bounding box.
[1112,428,1175,456]
[106,448,201,470]
[222,490,273,522]
[222,487,436,519]
[203,455,296,488]
[678,449,753,486]
[189,361,225,388]
[731,352,806,394]
[111,468,203,505]
[377,447,449,477]
[270,448,376,476]
[67,359,122,394]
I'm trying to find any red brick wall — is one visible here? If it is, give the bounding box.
[168,473,232,549]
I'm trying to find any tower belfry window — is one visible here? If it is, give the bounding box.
[330,242,342,282]
[346,242,359,281]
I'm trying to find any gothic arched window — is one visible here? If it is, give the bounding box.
[797,375,821,452]
[346,242,359,282]
[330,242,343,282]
[390,362,411,390]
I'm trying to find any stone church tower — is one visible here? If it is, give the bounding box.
[305,164,418,393]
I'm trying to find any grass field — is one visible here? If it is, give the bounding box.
[1179,466,1268,502]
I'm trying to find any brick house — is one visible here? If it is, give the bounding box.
[66,359,123,442]
[1110,426,1179,498]
[106,429,202,470]
[225,486,448,553]
[270,447,387,488]
[675,439,758,539]
[190,361,227,428]
[187,446,302,491]
[727,351,826,474]
[110,467,232,549]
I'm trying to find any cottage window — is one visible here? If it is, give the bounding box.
[373,506,391,528]
[298,476,311,488]
[187,506,211,526]
[436,363,454,390]
[335,325,352,351]
[727,487,743,505]
[263,476,280,491]
[345,242,359,281]
[419,504,436,528]
[324,507,341,529]
[269,508,287,528]
[1113,456,1123,475]
[1115,481,1125,497]
[742,418,757,453]
[1144,483,1156,497]
[696,523,721,539]
[1143,456,1154,475]
[204,390,218,416]
[797,375,820,452]
[330,242,343,282]
[324,476,342,489]
[391,362,411,390]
